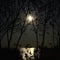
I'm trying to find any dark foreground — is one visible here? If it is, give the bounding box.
[0,48,60,60]
[40,48,60,60]
[0,48,22,60]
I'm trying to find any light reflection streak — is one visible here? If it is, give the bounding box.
[19,48,35,60]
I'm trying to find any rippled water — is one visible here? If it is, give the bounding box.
[19,48,35,60]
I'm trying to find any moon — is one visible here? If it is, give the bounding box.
[26,14,35,23]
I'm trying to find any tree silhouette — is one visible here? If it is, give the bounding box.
[0,0,60,49]
[0,0,27,48]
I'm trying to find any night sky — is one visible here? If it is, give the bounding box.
[0,0,60,48]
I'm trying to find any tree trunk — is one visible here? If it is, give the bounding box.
[52,25,55,47]
[36,32,38,50]
[8,24,14,48]
[16,32,22,49]
[41,24,46,47]
[7,23,10,48]
[58,25,60,48]
[0,22,1,48]
[57,26,59,48]
[40,23,46,60]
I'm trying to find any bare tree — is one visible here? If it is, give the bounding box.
[57,18,60,48]
[0,0,26,48]
[0,20,1,48]
[40,0,60,48]
[5,0,23,48]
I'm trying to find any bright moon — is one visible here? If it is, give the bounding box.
[27,15,33,21]
[26,14,34,23]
